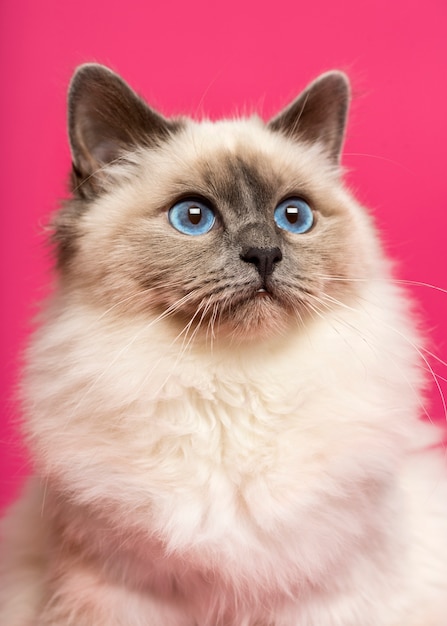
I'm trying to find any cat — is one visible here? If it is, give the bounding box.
[0,63,446,626]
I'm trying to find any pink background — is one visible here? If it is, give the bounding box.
[1,0,446,512]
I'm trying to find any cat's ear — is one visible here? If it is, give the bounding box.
[268,71,350,163]
[68,64,179,193]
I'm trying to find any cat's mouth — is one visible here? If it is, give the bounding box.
[163,281,292,341]
[240,280,282,304]
[220,283,291,338]
[255,287,275,300]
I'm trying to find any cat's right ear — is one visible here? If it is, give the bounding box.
[268,71,350,164]
[68,64,180,195]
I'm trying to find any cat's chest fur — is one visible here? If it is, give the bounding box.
[31,300,414,626]
[30,297,405,574]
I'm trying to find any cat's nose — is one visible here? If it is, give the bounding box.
[240,246,283,279]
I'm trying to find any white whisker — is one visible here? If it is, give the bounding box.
[62,290,198,429]
[315,273,447,297]
[316,291,447,425]
[141,295,214,401]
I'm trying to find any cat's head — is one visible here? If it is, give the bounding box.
[54,64,380,341]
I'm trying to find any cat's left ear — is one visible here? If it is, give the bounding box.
[268,71,350,164]
[68,63,180,194]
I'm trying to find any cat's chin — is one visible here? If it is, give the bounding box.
[212,293,294,343]
[160,284,297,344]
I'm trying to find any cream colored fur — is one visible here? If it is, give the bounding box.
[1,68,446,625]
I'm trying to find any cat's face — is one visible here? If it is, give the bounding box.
[54,65,379,341]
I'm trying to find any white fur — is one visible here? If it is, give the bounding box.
[1,115,446,625]
[2,277,446,624]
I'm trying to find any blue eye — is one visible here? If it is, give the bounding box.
[168,199,215,236]
[274,198,314,234]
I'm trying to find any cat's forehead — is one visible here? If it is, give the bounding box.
[178,118,332,182]
[192,148,277,215]
[135,118,339,211]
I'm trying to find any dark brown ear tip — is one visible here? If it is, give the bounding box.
[67,64,123,138]
[68,64,120,102]
[70,63,115,83]
[318,70,350,84]
[310,71,351,99]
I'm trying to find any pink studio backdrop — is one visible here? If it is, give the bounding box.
[1,1,446,511]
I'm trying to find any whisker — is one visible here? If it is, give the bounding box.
[314,274,447,297]
[205,301,219,349]
[314,272,447,374]
[317,291,447,425]
[92,286,162,323]
[421,349,447,372]
[62,290,198,429]
[71,153,137,194]
[344,152,414,173]
[141,295,214,400]
[312,295,419,423]
[306,297,379,380]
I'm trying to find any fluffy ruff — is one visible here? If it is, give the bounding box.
[1,278,446,625]
[1,65,446,624]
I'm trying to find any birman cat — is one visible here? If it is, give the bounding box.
[1,64,446,625]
